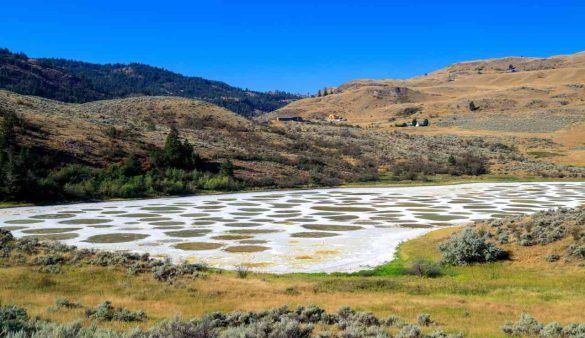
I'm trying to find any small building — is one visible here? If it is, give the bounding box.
[275,116,304,122]
[327,113,347,122]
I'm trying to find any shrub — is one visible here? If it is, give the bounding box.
[0,228,15,247]
[400,107,421,116]
[426,330,463,338]
[407,260,442,278]
[396,324,422,338]
[85,301,145,322]
[545,254,560,262]
[152,264,179,282]
[0,304,30,334]
[501,313,543,336]
[55,298,82,309]
[439,228,508,265]
[236,265,249,279]
[567,244,585,259]
[541,322,563,337]
[284,286,300,295]
[38,265,62,274]
[33,254,66,266]
[417,313,434,326]
[384,315,401,326]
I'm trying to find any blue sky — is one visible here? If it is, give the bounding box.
[1,0,583,94]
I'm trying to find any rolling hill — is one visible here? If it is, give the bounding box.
[272,51,585,166]
[275,51,585,122]
[1,88,582,195]
[0,48,301,116]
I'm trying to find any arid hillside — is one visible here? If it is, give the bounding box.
[0,90,380,189]
[1,89,583,194]
[274,51,585,166]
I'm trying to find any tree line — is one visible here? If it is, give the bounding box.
[0,48,302,116]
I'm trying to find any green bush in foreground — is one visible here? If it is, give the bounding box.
[1,303,468,337]
[0,304,30,334]
[6,302,585,337]
[407,260,443,278]
[501,313,585,337]
[438,228,508,265]
[84,301,146,322]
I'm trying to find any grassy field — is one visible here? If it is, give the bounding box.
[1,226,584,337]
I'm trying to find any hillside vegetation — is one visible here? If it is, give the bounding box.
[2,89,584,203]
[273,51,585,167]
[0,48,301,116]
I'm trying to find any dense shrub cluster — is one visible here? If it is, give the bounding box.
[85,301,146,322]
[9,303,585,337]
[0,303,464,338]
[406,260,443,278]
[471,207,585,261]
[483,208,584,246]
[0,304,30,334]
[438,228,509,265]
[389,153,488,181]
[0,229,208,283]
[501,313,585,337]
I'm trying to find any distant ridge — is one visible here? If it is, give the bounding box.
[0,48,301,116]
[274,50,585,124]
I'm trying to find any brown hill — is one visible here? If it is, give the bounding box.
[273,51,585,166]
[0,90,386,187]
[2,88,583,191]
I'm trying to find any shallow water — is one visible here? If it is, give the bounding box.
[1,182,584,273]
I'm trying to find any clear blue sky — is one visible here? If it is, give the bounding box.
[1,0,583,94]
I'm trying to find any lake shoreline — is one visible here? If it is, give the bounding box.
[2,175,583,210]
[2,181,583,274]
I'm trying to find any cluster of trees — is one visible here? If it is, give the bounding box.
[0,48,102,103]
[0,111,240,203]
[390,153,488,181]
[0,111,40,200]
[0,48,301,116]
[316,87,334,97]
[394,118,430,127]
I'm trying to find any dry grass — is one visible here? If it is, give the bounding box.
[1,227,584,337]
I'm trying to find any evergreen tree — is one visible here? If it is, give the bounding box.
[159,126,199,170]
[163,126,183,167]
[220,159,234,177]
[412,118,418,126]
[121,154,143,176]
[0,111,19,149]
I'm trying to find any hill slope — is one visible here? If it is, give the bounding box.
[0,48,301,116]
[1,89,582,193]
[275,51,585,125]
[273,51,585,166]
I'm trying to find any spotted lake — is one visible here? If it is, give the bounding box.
[1,182,583,273]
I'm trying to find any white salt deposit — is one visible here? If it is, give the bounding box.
[1,182,583,273]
